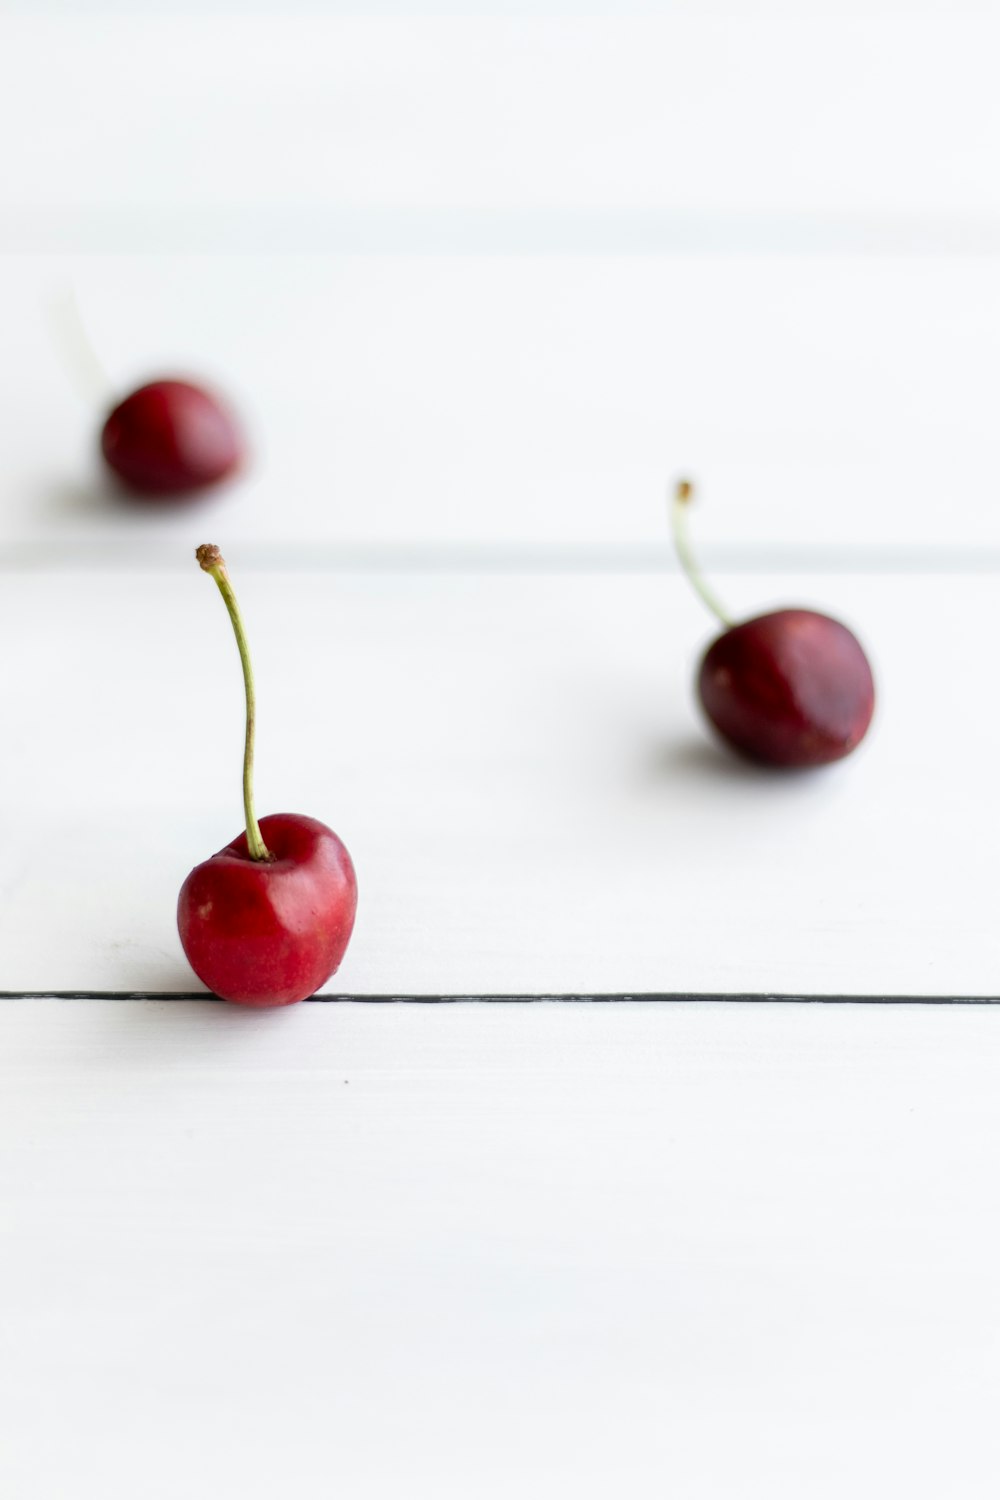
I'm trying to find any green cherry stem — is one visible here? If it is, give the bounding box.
[196,544,271,862]
[671,478,735,628]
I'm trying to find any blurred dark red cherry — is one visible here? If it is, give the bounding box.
[101,379,243,498]
[672,481,875,768]
[698,608,874,767]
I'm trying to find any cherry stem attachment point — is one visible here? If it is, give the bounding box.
[196,544,271,862]
[670,479,734,628]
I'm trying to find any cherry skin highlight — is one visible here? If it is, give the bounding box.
[178,813,358,1007]
[698,608,875,768]
[101,379,243,498]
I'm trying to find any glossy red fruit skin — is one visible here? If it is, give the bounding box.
[101,379,243,498]
[697,608,875,768]
[177,814,357,1007]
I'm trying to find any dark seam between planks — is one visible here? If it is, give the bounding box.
[0,992,998,1005]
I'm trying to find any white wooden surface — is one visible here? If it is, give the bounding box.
[1,567,995,997]
[5,10,1000,561]
[5,253,1000,560]
[3,12,1000,224]
[2,8,999,1495]
[3,999,1000,1500]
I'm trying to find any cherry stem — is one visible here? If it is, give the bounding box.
[196,545,271,862]
[670,479,734,628]
[48,283,117,409]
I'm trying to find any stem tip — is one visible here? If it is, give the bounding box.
[675,478,694,504]
[196,543,224,572]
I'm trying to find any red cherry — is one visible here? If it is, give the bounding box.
[178,545,357,1006]
[672,481,876,769]
[698,608,875,767]
[178,814,357,1007]
[101,379,243,498]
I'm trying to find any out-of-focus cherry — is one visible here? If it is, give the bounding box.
[101,380,243,499]
[672,480,875,768]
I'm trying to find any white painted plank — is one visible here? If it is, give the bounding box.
[0,568,994,996]
[1,999,999,1499]
[1,14,998,223]
[4,0,984,15]
[4,254,1000,558]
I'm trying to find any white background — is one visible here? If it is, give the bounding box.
[1,6,998,1497]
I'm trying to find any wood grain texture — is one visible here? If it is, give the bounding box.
[2,999,1000,1499]
[0,568,994,997]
